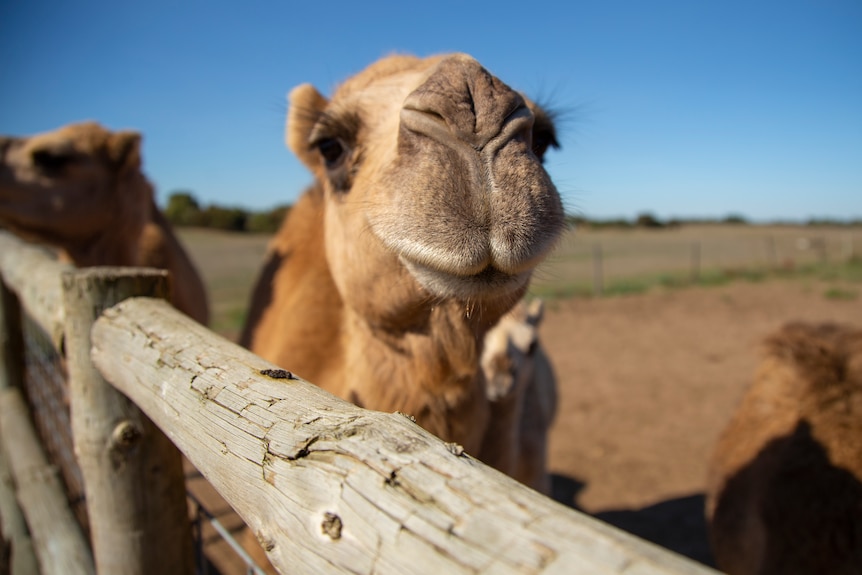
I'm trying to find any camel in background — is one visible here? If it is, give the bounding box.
[480,298,557,493]
[706,322,862,575]
[0,122,209,324]
[240,53,565,478]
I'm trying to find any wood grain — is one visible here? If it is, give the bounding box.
[92,296,718,575]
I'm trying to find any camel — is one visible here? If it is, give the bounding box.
[240,53,565,473]
[0,122,209,325]
[705,322,862,575]
[480,298,557,493]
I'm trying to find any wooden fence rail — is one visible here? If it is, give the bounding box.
[0,231,720,574]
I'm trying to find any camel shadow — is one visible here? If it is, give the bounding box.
[709,420,862,573]
[550,474,716,568]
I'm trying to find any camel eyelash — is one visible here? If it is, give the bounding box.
[309,110,361,149]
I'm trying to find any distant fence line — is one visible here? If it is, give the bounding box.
[537,227,861,298]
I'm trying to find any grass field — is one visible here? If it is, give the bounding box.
[532,223,862,298]
[178,224,862,337]
[177,228,271,337]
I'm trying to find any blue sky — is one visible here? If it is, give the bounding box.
[1,1,860,222]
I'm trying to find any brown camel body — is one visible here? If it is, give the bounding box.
[0,122,209,325]
[241,53,565,473]
[705,322,862,575]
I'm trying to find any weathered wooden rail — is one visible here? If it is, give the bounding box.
[0,231,720,574]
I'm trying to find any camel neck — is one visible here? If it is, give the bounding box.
[63,179,158,267]
[63,221,146,267]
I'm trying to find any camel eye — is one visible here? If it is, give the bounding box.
[316,138,347,169]
[32,149,74,173]
[531,129,557,163]
[530,105,560,163]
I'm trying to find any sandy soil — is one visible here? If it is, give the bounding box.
[541,278,860,566]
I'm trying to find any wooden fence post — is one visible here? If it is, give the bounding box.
[843,232,855,262]
[0,388,95,575]
[62,268,193,575]
[0,278,24,392]
[0,436,40,575]
[593,243,604,296]
[690,242,701,283]
[764,236,777,269]
[0,277,42,574]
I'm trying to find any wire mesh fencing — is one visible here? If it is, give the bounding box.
[14,308,269,575]
[20,314,88,533]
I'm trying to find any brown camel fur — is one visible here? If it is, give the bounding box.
[480,298,557,493]
[0,122,209,325]
[705,322,862,575]
[240,53,565,470]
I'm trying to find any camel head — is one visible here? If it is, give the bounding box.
[287,54,565,330]
[0,121,149,250]
[482,299,545,401]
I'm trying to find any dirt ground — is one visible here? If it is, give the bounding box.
[540,278,860,567]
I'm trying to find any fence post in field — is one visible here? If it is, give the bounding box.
[690,241,701,283]
[764,236,776,269]
[62,268,193,575]
[593,242,604,296]
[843,232,855,262]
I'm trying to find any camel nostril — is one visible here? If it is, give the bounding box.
[401,54,528,151]
[401,99,534,156]
[399,107,458,147]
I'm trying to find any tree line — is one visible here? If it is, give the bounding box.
[163,191,290,234]
[163,192,861,234]
[568,212,862,229]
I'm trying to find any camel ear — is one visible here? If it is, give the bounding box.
[287,83,329,170]
[108,130,142,172]
[508,323,537,355]
[526,298,544,327]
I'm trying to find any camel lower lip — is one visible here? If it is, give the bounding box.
[402,258,529,300]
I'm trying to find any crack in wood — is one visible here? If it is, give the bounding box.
[286,436,319,461]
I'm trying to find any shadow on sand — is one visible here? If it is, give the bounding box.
[550,474,716,568]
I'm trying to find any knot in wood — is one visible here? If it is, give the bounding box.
[257,532,275,552]
[260,368,295,380]
[109,420,143,453]
[321,512,342,540]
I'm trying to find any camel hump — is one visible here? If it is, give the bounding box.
[402,54,528,151]
[762,322,862,396]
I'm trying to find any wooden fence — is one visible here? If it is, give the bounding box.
[0,231,720,575]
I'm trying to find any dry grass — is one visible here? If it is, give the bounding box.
[533,224,862,298]
[177,228,271,338]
